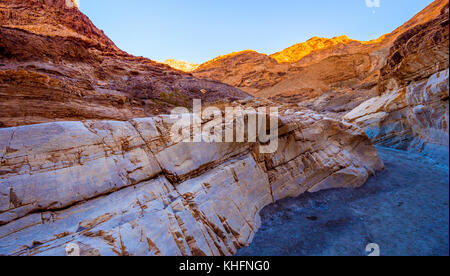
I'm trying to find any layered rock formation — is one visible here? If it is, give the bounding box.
[192,0,449,164]
[192,0,449,118]
[0,100,383,256]
[345,2,449,164]
[0,0,385,256]
[193,50,289,95]
[0,0,446,257]
[0,0,249,128]
[193,36,388,103]
[193,40,383,100]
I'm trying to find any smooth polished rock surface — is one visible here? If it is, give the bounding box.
[344,3,449,164]
[237,147,449,256]
[0,107,383,256]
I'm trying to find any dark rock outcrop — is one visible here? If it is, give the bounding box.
[345,2,449,164]
[0,0,250,128]
[192,0,449,120]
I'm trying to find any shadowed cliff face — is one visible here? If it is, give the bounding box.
[345,2,449,165]
[378,3,449,93]
[0,0,250,128]
[0,0,122,57]
[191,0,449,163]
[193,40,383,98]
[192,0,449,119]
[0,1,385,257]
[193,50,288,95]
[0,0,447,257]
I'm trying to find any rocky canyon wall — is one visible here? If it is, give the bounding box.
[345,3,449,165]
[190,0,448,100]
[0,0,249,128]
[0,101,383,256]
[190,0,449,164]
[190,0,449,122]
[0,0,447,257]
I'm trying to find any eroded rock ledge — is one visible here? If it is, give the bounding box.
[345,3,449,165]
[0,105,383,256]
[344,69,449,164]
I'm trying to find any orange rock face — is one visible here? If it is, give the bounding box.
[270,35,376,64]
[163,59,199,72]
[344,2,449,163]
[192,39,391,119]
[0,0,250,128]
[0,0,447,257]
[192,0,449,118]
[194,50,289,95]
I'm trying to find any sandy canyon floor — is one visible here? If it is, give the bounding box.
[237,147,449,256]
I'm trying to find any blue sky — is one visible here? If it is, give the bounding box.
[78,0,434,64]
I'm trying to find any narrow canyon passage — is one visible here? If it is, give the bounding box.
[0,0,448,257]
[237,147,449,256]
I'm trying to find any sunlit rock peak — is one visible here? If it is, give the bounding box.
[163,59,200,72]
[270,35,386,63]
